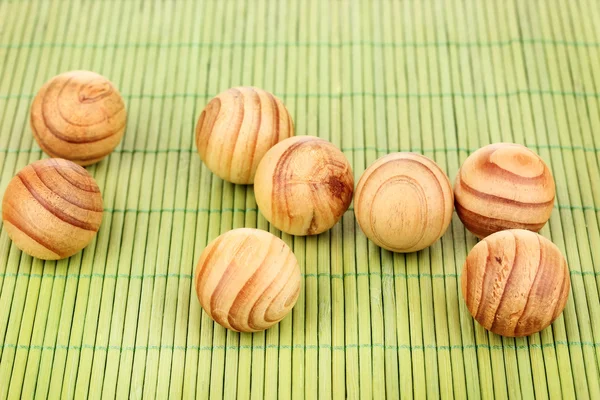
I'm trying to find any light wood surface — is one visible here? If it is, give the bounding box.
[461,229,570,337]
[2,158,104,260]
[355,152,454,253]
[196,86,294,184]
[254,136,354,236]
[30,70,127,166]
[194,228,301,332]
[454,143,555,239]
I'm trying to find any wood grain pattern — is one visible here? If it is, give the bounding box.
[2,158,103,260]
[195,87,294,184]
[30,70,127,166]
[194,228,301,332]
[454,143,555,239]
[355,153,454,253]
[254,136,354,236]
[461,229,570,337]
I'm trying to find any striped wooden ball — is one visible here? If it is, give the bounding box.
[355,153,454,253]
[195,87,294,184]
[254,136,354,236]
[454,143,555,239]
[461,229,570,337]
[194,228,301,332]
[2,158,103,260]
[30,71,127,166]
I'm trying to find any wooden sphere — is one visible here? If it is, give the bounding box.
[355,153,454,253]
[2,158,103,260]
[30,71,127,166]
[461,229,570,337]
[254,136,354,236]
[454,143,555,239]
[195,87,294,184]
[194,228,301,332]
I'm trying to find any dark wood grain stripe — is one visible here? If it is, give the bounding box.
[458,176,554,208]
[552,260,570,321]
[284,283,301,308]
[464,246,480,312]
[34,93,121,160]
[33,128,116,163]
[17,174,99,231]
[31,164,103,212]
[483,158,548,184]
[406,158,449,240]
[489,232,519,333]
[368,175,427,250]
[48,76,126,142]
[455,202,545,237]
[196,97,221,149]
[195,235,226,297]
[49,160,99,193]
[263,259,297,323]
[287,106,293,136]
[271,137,323,223]
[513,234,546,336]
[306,210,318,235]
[225,88,245,177]
[245,88,262,179]
[249,250,295,328]
[356,156,411,207]
[3,215,64,258]
[59,160,88,176]
[209,235,255,324]
[227,236,278,331]
[267,92,281,146]
[54,77,125,128]
[474,248,493,323]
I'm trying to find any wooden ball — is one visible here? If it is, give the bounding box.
[194,228,301,332]
[461,229,570,337]
[454,143,555,239]
[30,71,127,166]
[355,153,454,253]
[196,87,294,184]
[254,136,354,236]
[2,158,103,260]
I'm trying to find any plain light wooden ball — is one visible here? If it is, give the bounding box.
[2,158,104,260]
[194,228,301,332]
[461,229,570,337]
[30,70,127,166]
[254,136,354,236]
[196,87,294,184]
[355,152,454,253]
[454,143,555,239]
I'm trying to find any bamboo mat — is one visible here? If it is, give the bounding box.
[1,0,599,398]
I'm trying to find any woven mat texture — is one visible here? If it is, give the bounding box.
[0,0,599,399]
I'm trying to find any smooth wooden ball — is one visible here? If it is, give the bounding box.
[355,153,454,253]
[30,71,127,166]
[2,158,103,260]
[461,229,570,337]
[254,136,354,236]
[196,87,294,184]
[454,143,555,239]
[194,228,301,332]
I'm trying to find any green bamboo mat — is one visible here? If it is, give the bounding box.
[0,0,599,398]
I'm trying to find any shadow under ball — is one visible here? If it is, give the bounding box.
[196,87,294,184]
[355,152,454,253]
[461,229,570,337]
[254,136,354,236]
[454,143,555,239]
[194,228,301,332]
[2,158,104,260]
[30,70,127,166]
